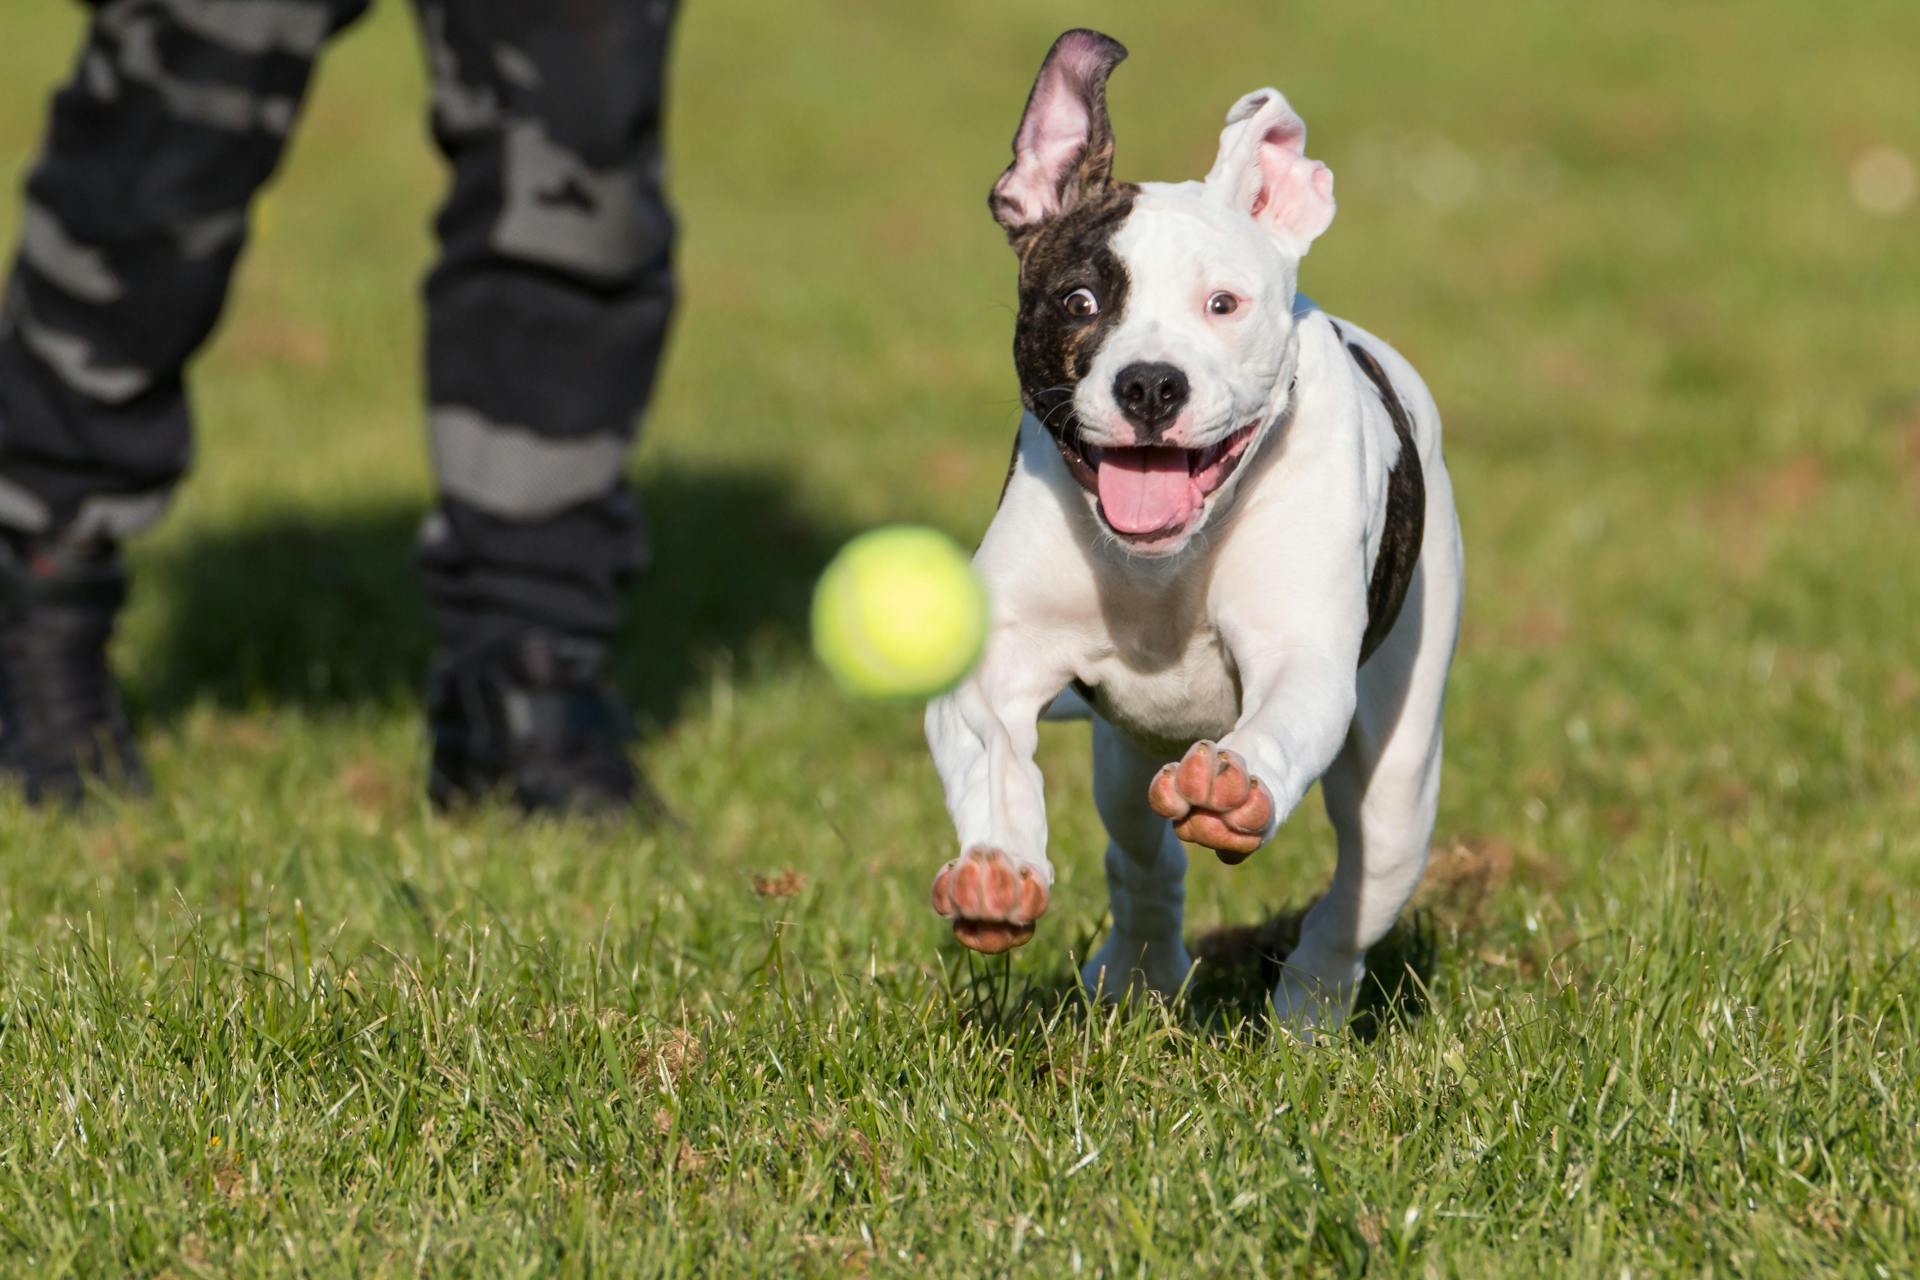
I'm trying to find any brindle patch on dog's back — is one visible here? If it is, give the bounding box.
[1331,325,1426,666]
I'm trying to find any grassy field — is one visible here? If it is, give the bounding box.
[3,0,1918,1274]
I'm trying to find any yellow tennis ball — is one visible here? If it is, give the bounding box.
[812,526,988,699]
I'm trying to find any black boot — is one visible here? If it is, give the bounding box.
[0,537,148,805]
[426,627,660,818]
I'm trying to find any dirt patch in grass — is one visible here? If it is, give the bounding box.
[751,868,808,898]
[337,756,407,818]
[635,1026,705,1089]
[1697,453,1827,577]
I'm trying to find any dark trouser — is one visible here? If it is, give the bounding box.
[0,0,677,644]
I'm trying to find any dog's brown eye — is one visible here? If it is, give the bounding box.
[1062,287,1099,318]
[1207,291,1240,316]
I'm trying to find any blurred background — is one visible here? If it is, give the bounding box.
[0,0,1914,946]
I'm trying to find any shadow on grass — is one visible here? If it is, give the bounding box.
[1185,907,1438,1041]
[953,905,1439,1044]
[130,466,850,728]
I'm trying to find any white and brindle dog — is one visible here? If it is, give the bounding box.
[925,29,1463,1036]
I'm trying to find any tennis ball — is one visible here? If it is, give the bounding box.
[812,526,988,699]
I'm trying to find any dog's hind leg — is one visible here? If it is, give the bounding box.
[1277,489,1463,1038]
[1081,716,1195,1001]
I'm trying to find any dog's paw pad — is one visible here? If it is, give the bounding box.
[931,846,1049,953]
[1148,741,1274,863]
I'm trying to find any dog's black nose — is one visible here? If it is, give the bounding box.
[1112,362,1190,433]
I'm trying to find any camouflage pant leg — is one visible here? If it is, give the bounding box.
[410,0,679,646]
[1,0,679,644]
[0,0,372,540]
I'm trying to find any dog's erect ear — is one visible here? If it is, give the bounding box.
[989,29,1128,246]
[1206,88,1335,254]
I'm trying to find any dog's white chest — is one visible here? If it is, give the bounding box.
[1073,584,1242,752]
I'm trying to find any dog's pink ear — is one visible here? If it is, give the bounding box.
[1206,89,1335,254]
[989,29,1128,245]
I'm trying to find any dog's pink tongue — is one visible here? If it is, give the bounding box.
[1096,447,1195,535]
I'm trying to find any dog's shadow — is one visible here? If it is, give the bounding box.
[127,465,852,728]
[952,905,1438,1043]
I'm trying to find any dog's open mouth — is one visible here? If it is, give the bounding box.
[1056,423,1260,541]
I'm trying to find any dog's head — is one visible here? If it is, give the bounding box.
[991,30,1336,556]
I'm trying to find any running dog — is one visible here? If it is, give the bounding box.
[925,29,1463,1035]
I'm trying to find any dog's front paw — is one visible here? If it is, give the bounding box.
[931,846,1050,954]
[1147,740,1275,864]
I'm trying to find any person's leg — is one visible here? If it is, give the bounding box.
[0,0,370,802]
[410,0,678,814]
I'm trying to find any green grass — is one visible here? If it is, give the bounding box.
[3,1,1918,1274]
